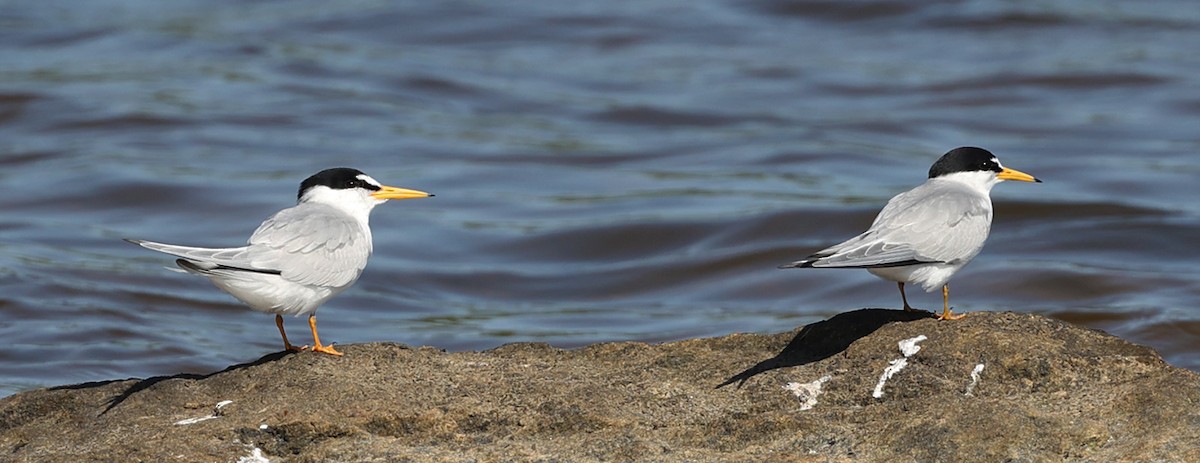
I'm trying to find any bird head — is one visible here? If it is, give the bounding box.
[298,168,432,218]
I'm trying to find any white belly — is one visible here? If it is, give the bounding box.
[208,272,345,317]
[868,263,962,292]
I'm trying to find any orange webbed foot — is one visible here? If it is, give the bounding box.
[311,344,343,356]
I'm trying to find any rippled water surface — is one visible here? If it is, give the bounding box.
[2,1,1199,395]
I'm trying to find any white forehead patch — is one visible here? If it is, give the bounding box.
[357,174,382,188]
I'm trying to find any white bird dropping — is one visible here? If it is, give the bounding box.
[964,363,986,396]
[873,335,927,399]
[784,375,833,411]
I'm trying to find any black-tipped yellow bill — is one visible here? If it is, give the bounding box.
[997,167,1041,183]
[371,185,433,200]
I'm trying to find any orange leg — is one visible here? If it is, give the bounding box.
[937,284,966,320]
[308,315,343,356]
[276,314,307,351]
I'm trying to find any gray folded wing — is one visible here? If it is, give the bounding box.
[128,202,371,289]
[244,203,372,288]
[126,239,266,271]
[784,181,992,269]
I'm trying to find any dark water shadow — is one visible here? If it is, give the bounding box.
[49,350,295,415]
[717,308,934,389]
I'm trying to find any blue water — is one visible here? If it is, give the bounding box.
[2,1,1198,395]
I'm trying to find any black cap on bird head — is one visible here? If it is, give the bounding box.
[928,147,1002,179]
[297,167,380,201]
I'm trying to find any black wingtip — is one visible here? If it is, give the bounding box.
[175,259,200,272]
[123,238,143,245]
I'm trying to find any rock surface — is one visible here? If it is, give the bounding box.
[2,310,1198,462]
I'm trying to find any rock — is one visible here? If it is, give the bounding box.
[2,310,1197,462]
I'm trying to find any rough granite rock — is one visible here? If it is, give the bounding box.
[1,310,1197,462]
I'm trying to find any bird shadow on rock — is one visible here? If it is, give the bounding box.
[717,308,934,389]
[49,350,295,416]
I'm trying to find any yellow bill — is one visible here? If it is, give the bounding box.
[371,185,433,200]
[997,167,1041,183]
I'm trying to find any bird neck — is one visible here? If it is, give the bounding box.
[299,187,379,225]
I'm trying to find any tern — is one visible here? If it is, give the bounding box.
[779,147,1040,320]
[127,167,432,356]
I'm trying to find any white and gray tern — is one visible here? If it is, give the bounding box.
[127,167,432,355]
[780,147,1041,320]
